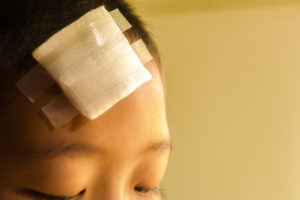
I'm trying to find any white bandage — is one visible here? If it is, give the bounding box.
[17,6,153,128]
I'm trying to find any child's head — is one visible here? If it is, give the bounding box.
[0,1,170,199]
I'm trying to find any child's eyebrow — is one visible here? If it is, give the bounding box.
[19,138,171,161]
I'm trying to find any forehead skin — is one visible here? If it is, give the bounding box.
[0,60,170,199]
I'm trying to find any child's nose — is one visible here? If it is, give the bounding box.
[88,183,131,200]
[87,170,133,200]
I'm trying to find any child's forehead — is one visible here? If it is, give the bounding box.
[0,60,168,159]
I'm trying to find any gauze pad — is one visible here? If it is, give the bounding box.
[42,39,152,128]
[31,6,152,121]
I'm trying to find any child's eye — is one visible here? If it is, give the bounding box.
[134,186,151,193]
[37,196,77,200]
[27,190,82,200]
[38,195,78,200]
[134,186,160,195]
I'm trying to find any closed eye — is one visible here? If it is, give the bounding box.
[18,189,84,200]
[134,186,161,196]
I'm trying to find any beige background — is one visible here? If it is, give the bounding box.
[133,1,300,200]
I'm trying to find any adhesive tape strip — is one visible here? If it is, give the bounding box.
[16,8,130,104]
[110,9,132,32]
[16,64,55,103]
[41,94,79,128]
[42,38,153,128]
[131,39,153,65]
[32,6,152,121]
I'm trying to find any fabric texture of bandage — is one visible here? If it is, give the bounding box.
[17,6,153,128]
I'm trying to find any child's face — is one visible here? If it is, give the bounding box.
[0,60,170,199]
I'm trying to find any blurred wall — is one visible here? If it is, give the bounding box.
[133,0,300,14]
[133,1,300,200]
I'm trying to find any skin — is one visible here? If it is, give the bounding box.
[0,59,170,200]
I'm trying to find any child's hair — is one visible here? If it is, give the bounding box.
[0,0,162,100]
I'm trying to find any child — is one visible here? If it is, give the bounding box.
[0,0,170,199]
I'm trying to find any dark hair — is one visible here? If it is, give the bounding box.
[0,0,162,94]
